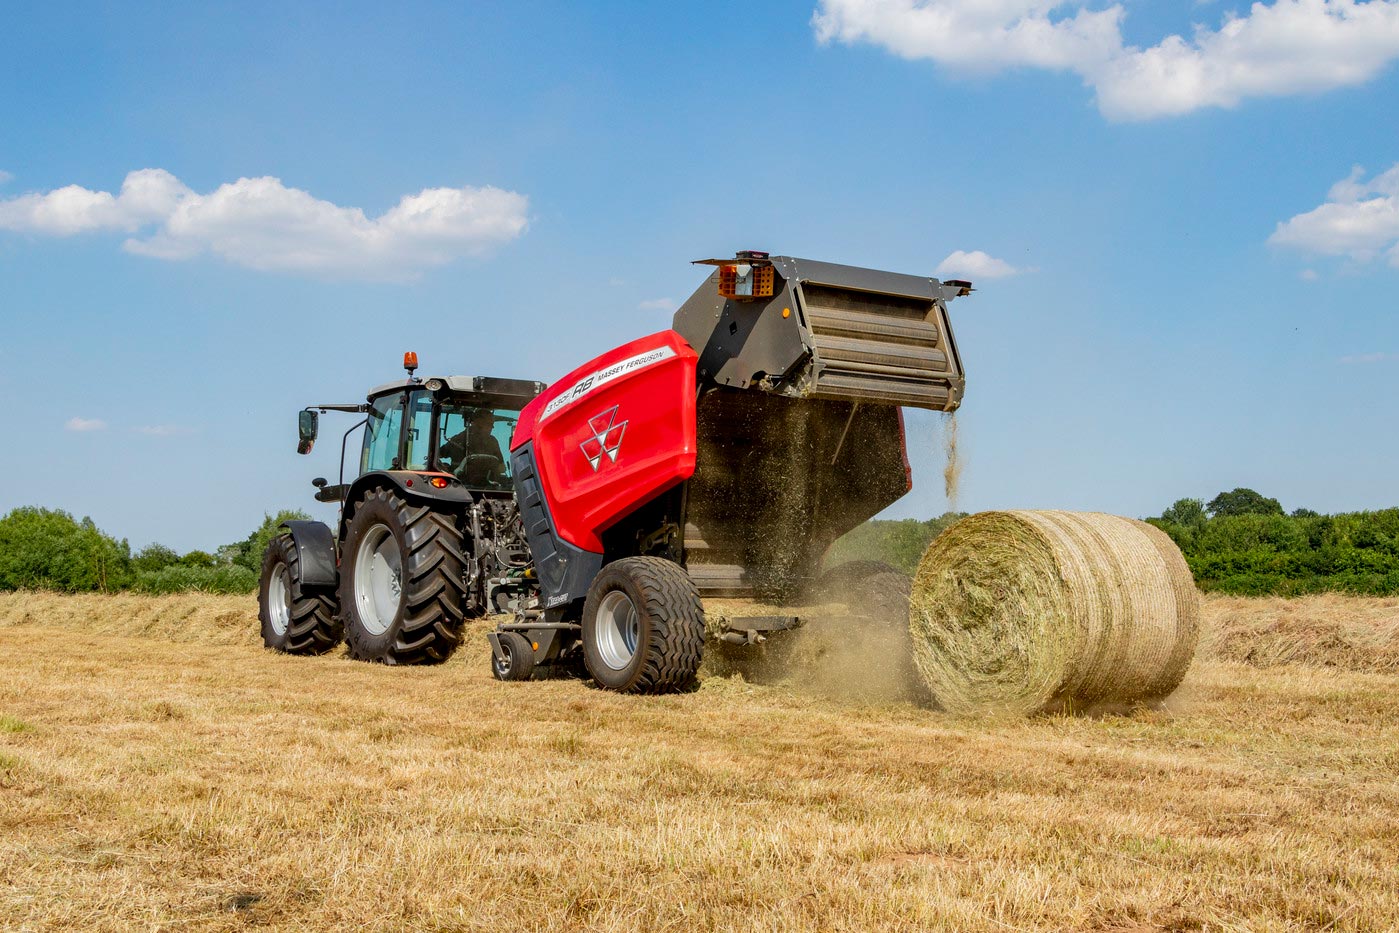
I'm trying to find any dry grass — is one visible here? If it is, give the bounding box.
[1,591,1398,931]
[1201,593,1399,673]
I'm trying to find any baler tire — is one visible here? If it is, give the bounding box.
[258,533,342,654]
[492,632,536,682]
[581,556,706,694]
[339,488,469,665]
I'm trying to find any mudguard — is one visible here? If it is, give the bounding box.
[280,519,338,588]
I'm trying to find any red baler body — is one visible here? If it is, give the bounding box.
[512,330,698,554]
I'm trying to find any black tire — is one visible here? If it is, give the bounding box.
[491,632,536,681]
[339,488,470,665]
[581,556,705,694]
[258,533,342,654]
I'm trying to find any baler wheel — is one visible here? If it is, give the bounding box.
[258,533,342,654]
[340,488,469,665]
[581,557,705,694]
[491,632,536,681]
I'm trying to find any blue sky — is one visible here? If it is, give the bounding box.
[2,1,1397,552]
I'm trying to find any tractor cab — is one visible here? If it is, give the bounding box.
[295,354,545,504]
[359,377,540,493]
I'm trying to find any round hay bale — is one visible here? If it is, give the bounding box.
[908,511,1199,716]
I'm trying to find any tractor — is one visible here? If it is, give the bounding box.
[259,251,969,692]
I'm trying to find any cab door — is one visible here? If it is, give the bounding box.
[361,391,407,474]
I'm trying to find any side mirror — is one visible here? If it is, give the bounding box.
[297,410,319,455]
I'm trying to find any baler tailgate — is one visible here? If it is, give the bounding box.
[801,282,958,410]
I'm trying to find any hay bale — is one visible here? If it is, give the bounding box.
[908,511,1199,715]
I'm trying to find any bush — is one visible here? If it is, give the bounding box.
[0,505,311,595]
[131,564,259,595]
[132,543,180,574]
[0,507,131,592]
[222,510,312,573]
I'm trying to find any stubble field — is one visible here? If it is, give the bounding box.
[1,591,1397,932]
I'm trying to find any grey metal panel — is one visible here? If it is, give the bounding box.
[367,379,415,398]
[280,519,338,588]
[366,376,546,400]
[443,375,546,398]
[776,256,941,300]
[509,442,604,610]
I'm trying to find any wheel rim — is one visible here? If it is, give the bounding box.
[595,590,640,671]
[354,523,403,636]
[268,563,291,636]
[494,640,513,677]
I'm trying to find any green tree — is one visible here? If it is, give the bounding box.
[1291,508,1320,518]
[178,550,217,568]
[0,507,131,592]
[1161,498,1208,530]
[1207,488,1284,518]
[132,543,180,574]
[223,510,312,572]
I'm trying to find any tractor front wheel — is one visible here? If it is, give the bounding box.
[339,488,470,664]
[258,533,342,654]
[581,557,705,694]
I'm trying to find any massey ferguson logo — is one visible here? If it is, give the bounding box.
[580,405,627,472]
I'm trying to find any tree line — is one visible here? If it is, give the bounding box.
[4,487,1397,597]
[826,488,1399,597]
[0,507,308,594]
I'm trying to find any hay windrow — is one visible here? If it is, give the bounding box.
[909,511,1199,716]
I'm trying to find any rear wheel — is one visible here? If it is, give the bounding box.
[340,488,470,664]
[258,533,341,654]
[491,632,536,681]
[581,557,705,694]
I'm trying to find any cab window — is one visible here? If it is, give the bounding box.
[435,400,520,488]
[404,391,433,470]
[361,392,405,474]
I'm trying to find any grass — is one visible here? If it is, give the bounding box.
[0,591,1397,930]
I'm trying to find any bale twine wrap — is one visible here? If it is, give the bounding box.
[909,511,1199,715]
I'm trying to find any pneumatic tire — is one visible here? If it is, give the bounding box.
[339,488,470,665]
[491,632,536,682]
[581,557,705,694]
[258,533,342,654]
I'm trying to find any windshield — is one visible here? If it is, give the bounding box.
[435,399,522,488]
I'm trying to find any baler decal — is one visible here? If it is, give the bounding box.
[579,406,627,472]
[539,345,677,422]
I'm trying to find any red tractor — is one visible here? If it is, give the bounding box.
[259,252,969,692]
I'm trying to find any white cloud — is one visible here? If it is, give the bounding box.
[1299,268,1319,280]
[65,417,107,432]
[638,297,675,311]
[0,170,529,280]
[0,170,12,186]
[1269,163,1399,266]
[812,0,1399,120]
[1339,351,1399,363]
[935,249,1025,279]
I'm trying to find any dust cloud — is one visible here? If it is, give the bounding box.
[703,573,930,708]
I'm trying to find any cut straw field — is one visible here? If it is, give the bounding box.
[1,591,1398,931]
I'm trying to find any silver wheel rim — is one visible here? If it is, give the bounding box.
[595,590,640,671]
[268,563,291,637]
[354,523,402,636]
